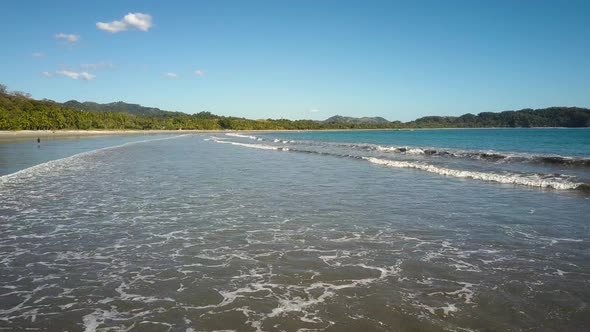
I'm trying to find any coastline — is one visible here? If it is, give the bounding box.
[0,129,391,140]
[0,127,584,141]
[0,130,221,141]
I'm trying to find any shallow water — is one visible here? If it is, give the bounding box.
[1,132,589,331]
[0,134,174,176]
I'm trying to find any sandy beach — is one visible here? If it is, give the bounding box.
[0,129,216,138]
[0,128,400,141]
[0,130,225,142]
[1,127,575,142]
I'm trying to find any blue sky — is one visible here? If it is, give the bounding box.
[1,0,589,121]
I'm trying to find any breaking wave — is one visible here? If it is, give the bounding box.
[362,157,584,190]
[211,138,288,151]
[225,133,262,140]
[208,137,588,191]
[369,145,590,167]
[272,139,590,167]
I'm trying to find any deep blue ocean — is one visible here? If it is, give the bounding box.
[1,129,589,331]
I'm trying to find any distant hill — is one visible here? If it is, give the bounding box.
[62,100,187,117]
[1,83,589,130]
[323,115,391,124]
[408,107,590,128]
[57,100,590,128]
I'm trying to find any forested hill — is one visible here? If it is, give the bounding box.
[62,100,185,117]
[409,107,590,128]
[323,115,390,124]
[1,84,589,130]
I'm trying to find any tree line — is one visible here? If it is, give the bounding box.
[1,84,588,130]
[408,108,590,128]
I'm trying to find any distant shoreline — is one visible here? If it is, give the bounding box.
[0,127,585,141]
[0,129,391,141]
[0,130,220,141]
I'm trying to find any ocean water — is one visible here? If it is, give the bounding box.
[257,128,590,157]
[0,129,589,331]
[0,134,174,177]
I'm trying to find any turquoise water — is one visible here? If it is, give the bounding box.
[259,128,590,156]
[237,129,590,189]
[1,130,589,331]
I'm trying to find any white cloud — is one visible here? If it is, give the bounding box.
[164,72,178,78]
[54,33,80,43]
[123,13,152,31]
[41,71,54,77]
[96,20,127,33]
[80,62,114,70]
[32,52,45,58]
[309,108,320,113]
[194,69,205,77]
[97,13,153,33]
[56,70,95,80]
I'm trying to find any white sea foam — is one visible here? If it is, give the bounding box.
[82,308,156,332]
[353,141,588,162]
[183,260,400,328]
[428,282,476,304]
[363,157,582,190]
[225,133,259,140]
[206,137,586,190]
[115,281,175,303]
[266,263,397,321]
[82,309,122,332]
[406,148,426,155]
[211,139,280,150]
[418,303,458,317]
[375,145,399,152]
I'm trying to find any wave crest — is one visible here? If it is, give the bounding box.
[225,133,260,140]
[362,157,583,190]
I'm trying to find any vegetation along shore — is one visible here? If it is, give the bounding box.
[1,84,589,131]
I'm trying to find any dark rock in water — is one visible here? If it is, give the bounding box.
[424,149,437,155]
[37,137,40,143]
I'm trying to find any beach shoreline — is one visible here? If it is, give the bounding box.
[1,127,580,141]
[0,129,219,138]
[0,130,223,141]
[0,129,393,141]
